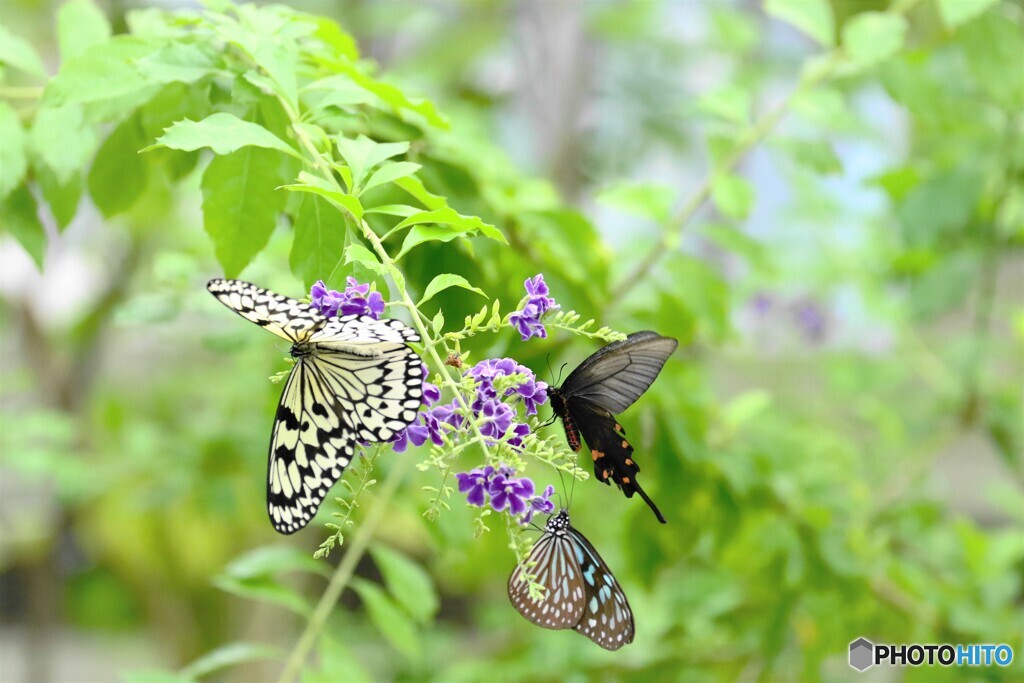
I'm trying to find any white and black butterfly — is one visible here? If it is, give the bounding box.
[548,331,677,524]
[207,278,424,534]
[508,509,634,650]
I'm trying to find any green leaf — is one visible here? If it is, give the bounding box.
[361,162,422,194]
[213,576,311,617]
[44,36,160,107]
[290,193,346,288]
[146,113,302,159]
[57,0,112,62]
[696,85,751,125]
[220,545,332,580]
[597,181,676,225]
[201,147,293,278]
[87,114,148,218]
[393,175,446,210]
[364,204,421,218]
[1,186,46,269]
[332,62,448,130]
[710,173,754,219]
[36,166,82,231]
[307,635,373,683]
[418,273,487,306]
[0,25,46,78]
[282,171,363,222]
[764,0,835,46]
[842,12,907,68]
[136,43,218,86]
[369,544,439,625]
[773,138,842,174]
[29,104,97,184]
[344,234,392,295]
[393,207,505,259]
[936,0,999,29]
[181,642,282,679]
[336,135,409,190]
[351,579,421,660]
[432,310,444,335]
[697,223,772,273]
[0,103,27,201]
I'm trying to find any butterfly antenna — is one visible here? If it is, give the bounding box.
[556,362,569,386]
[545,354,555,385]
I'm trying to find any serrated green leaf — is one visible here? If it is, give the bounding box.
[764,0,834,46]
[936,0,999,29]
[418,274,487,306]
[87,113,148,217]
[0,25,46,78]
[57,0,112,62]
[202,147,294,278]
[597,181,675,225]
[29,104,97,184]
[290,193,346,288]
[369,544,439,625]
[282,172,363,222]
[362,161,422,194]
[180,642,282,679]
[1,186,45,269]
[0,103,27,201]
[351,579,421,660]
[44,36,160,107]
[710,173,754,219]
[146,113,302,159]
[336,135,408,190]
[842,12,906,68]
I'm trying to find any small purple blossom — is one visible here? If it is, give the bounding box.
[509,273,559,341]
[466,358,548,416]
[507,422,531,448]
[793,299,827,343]
[310,277,386,319]
[456,466,495,507]
[488,473,535,515]
[522,484,556,525]
[477,399,514,441]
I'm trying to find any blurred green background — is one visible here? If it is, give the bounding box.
[1,1,1022,681]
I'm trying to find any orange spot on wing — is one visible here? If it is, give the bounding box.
[625,458,634,466]
[622,477,631,484]
[602,469,610,480]
[621,440,629,449]
[591,450,604,461]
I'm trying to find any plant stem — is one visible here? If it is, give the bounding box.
[276,455,411,683]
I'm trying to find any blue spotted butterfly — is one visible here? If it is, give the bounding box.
[508,509,634,650]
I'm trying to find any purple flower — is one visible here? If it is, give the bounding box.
[522,484,556,525]
[477,399,514,440]
[793,299,827,343]
[309,278,386,320]
[465,358,548,414]
[507,422,531,448]
[515,380,548,416]
[456,466,495,507]
[488,473,535,515]
[509,273,559,342]
[390,422,429,453]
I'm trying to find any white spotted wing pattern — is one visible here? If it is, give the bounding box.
[508,509,635,650]
[207,278,423,534]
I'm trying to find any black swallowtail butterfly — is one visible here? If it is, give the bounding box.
[508,509,634,650]
[548,331,677,523]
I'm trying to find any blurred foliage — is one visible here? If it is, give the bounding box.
[1,0,1022,682]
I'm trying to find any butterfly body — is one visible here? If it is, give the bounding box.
[208,278,423,534]
[550,331,677,524]
[508,509,634,650]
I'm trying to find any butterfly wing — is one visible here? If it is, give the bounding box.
[572,398,666,523]
[508,534,586,630]
[560,331,677,414]
[567,525,635,650]
[207,278,326,343]
[266,358,357,534]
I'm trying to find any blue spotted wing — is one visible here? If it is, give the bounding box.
[549,331,677,523]
[508,509,634,650]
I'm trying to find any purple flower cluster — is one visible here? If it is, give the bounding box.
[390,367,445,453]
[466,358,548,416]
[456,465,556,525]
[509,274,559,341]
[310,278,385,319]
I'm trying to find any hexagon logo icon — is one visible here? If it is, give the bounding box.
[849,637,874,671]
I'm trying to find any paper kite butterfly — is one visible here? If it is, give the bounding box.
[508,509,634,650]
[207,278,424,534]
[548,331,677,523]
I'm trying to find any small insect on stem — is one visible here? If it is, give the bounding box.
[445,352,463,369]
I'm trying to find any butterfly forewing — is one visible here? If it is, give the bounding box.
[568,528,635,650]
[207,278,325,343]
[561,331,677,414]
[207,278,424,534]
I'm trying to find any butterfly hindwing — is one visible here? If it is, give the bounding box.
[508,510,633,650]
[568,527,635,650]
